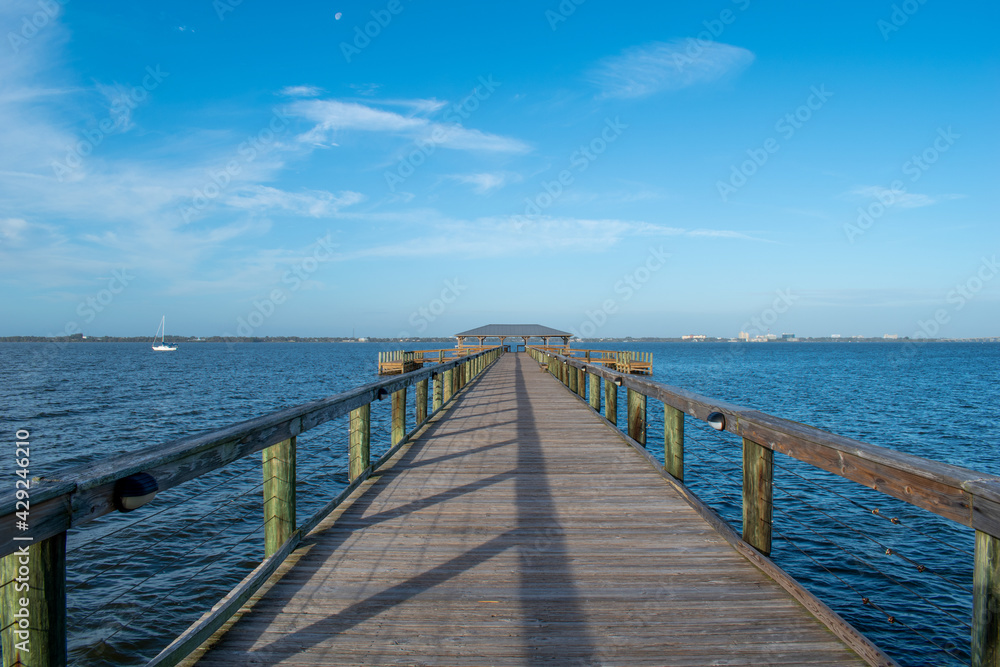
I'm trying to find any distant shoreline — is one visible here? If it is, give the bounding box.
[1,335,997,344]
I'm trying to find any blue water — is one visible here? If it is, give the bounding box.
[1,341,997,665]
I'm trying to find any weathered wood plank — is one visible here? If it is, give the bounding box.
[263,437,296,558]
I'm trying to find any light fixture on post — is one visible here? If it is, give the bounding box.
[376,387,389,400]
[707,412,726,431]
[613,376,623,387]
[114,472,158,512]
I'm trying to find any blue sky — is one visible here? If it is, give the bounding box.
[1,0,997,338]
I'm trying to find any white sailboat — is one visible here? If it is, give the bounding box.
[152,316,178,351]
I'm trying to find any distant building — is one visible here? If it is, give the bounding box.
[738,331,750,341]
[681,334,707,341]
[830,334,841,338]
[781,333,795,340]
[883,334,899,339]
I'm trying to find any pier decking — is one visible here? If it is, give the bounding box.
[188,354,869,666]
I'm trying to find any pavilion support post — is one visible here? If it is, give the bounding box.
[627,389,646,446]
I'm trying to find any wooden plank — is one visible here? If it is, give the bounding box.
[627,387,646,447]
[391,389,406,446]
[415,378,428,424]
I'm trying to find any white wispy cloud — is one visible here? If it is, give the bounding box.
[288,98,531,153]
[225,186,364,216]
[447,172,522,194]
[588,40,755,99]
[280,85,324,98]
[850,186,965,209]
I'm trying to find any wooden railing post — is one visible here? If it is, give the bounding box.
[588,372,600,411]
[742,437,773,555]
[263,436,296,557]
[0,533,67,667]
[433,373,443,411]
[391,388,407,446]
[974,530,1000,667]
[416,378,428,424]
[443,368,454,403]
[568,363,578,394]
[576,368,586,398]
[349,403,370,482]
[664,405,684,481]
[605,380,617,426]
[627,388,646,446]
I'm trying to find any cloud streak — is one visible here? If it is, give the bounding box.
[588,40,755,99]
[288,98,531,153]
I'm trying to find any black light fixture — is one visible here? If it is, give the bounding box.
[376,387,389,400]
[613,376,623,387]
[114,472,158,512]
[707,412,726,431]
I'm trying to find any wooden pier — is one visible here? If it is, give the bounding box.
[4,345,1000,666]
[184,353,877,665]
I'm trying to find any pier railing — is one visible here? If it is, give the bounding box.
[531,346,653,374]
[0,347,502,667]
[377,345,497,374]
[529,346,1000,666]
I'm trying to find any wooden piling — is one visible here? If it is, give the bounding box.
[391,389,407,446]
[0,533,67,667]
[348,404,370,482]
[605,380,617,426]
[576,367,586,399]
[588,372,600,411]
[416,379,428,424]
[263,437,296,557]
[443,368,454,403]
[974,530,1000,667]
[664,405,684,481]
[627,388,646,447]
[433,373,443,411]
[742,437,773,556]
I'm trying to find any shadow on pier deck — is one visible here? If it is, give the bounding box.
[188,354,870,666]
